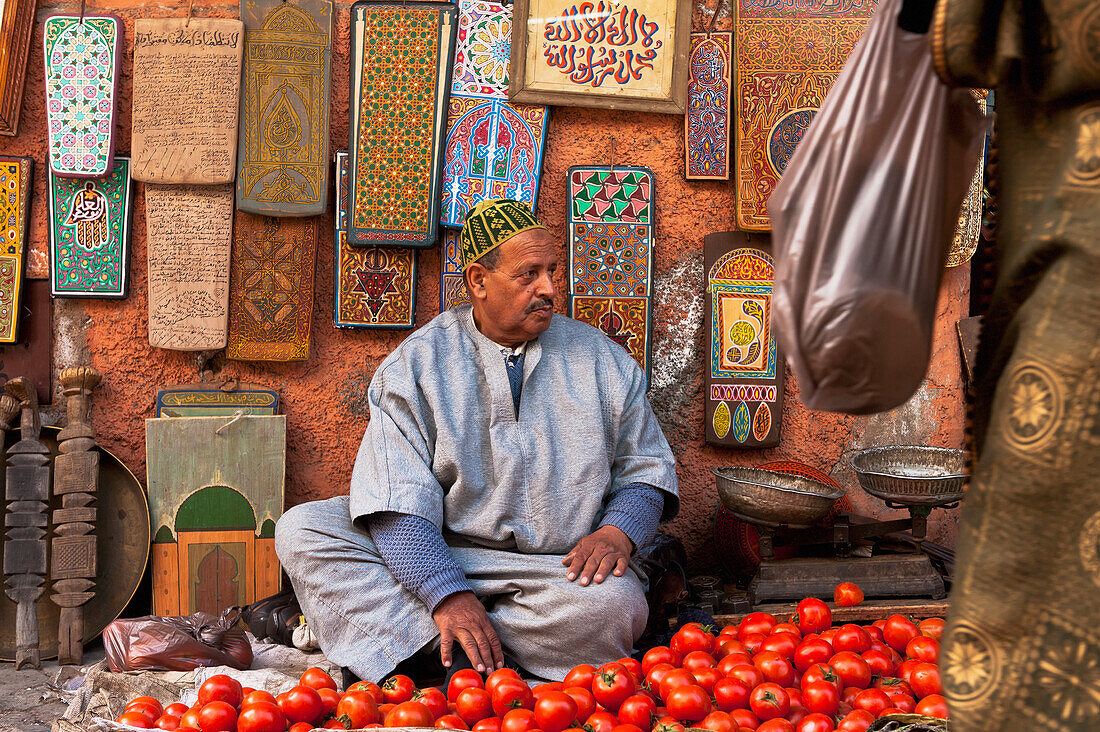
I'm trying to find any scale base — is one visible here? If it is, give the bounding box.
[749,554,946,605]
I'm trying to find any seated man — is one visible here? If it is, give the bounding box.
[275,199,679,682]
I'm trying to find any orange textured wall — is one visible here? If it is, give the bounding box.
[3,1,968,575]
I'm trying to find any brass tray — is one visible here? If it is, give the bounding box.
[0,426,149,661]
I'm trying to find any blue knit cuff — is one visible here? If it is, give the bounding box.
[599,483,664,550]
[420,566,474,612]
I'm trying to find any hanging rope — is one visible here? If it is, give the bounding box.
[185,0,194,26]
[706,0,727,37]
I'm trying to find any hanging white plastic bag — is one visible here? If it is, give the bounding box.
[769,0,986,414]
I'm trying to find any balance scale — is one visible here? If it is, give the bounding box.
[714,446,967,607]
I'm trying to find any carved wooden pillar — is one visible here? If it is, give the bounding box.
[4,377,49,669]
[52,366,101,665]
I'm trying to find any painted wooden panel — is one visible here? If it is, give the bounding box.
[334,151,416,328]
[570,295,651,380]
[226,213,317,361]
[685,32,732,180]
[440,229,468,313]
[237,0,332,215]
[48,157,132,299]
[704,231,784,448]
[734,0,876,230]
[156,383,279,418]
[145,415,285,618]
[42,15,122,178]
[0,0,36,136]
[0,157,32,344]
[348,1,457,247]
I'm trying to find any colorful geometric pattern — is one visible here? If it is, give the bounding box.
[568,166,654,300]
[48,157,132,299]
[349,1,456,247]
[734,0,876,230]
[42,15,121,178]
[440,230,469,312]
[334,151,416,328]
[704,231,784,448]
[452,0,512,98]
[685,32,732,180]
[237,0,331,215]
[0,157,31,343]
[570,295,651,378]
[226,213,317,361]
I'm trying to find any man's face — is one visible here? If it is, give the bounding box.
[467,228,559,345]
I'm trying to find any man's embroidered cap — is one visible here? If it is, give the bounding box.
[459,199,547,270]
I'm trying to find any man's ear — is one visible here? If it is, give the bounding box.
[465,264,488,300]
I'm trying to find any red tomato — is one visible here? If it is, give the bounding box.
[338,689,381,727]
[386,701,435,728]
[829,653,872,690]
[727,665,765,691]
[617,693,658,730]
[793,639,834,673]
[908,663,942,699]
[748,683,789,722]
[473,718,503,732]
[125,703,162,724]
[593,664,636,713]
[197,701,238,732]
[241,690,278,709]
[288,724,313,732]
[450,669,487,702]
[533,691,578,732]
[785,688,803,708]
[493,679,535,717]
[665,684,711,723]
[860,649,893,678]
[279,686,324,725]
[717,653,752,677]
[585,711,619,732]
[697,711,734,732]
[417,688,451,719]
[618,658,645,685]
[905,636,939,664]
[457,688,495,725]
[752,651,796,687]
[716,639,747,660]
[851,689,891,717]
[654,716,685,732]
[349,681,386,704]
[758,633,799,659]
[179,707,203,730]
[741,633,767,655]
[117,712,155,729]
[757,721,795,732]
[835,709,874,732]
[918,618,945,641]
[317,688,342,716]
[673,623,718,655]
[882,616,920,654]
[796,714,834,732]
[738,613,778,642]
[885,693,915,713]
[129,698,165,717]
[382,675,416,704]
[501,709,539,732]
[154,715,181,731]
[682,651,718,671]
[198,676,244,711]
[800,681,839,716]
[730,708,760,730]
[712,678,751,713]
[641,648,678,676]
[691,667,723,693]
[236,701,286,732]
[561,687,595,722]
[301,667,338,692]
[832,625,872,654]
[914,694,948,719]
[833,584,864,608]
[800,664,841,694]
[658,668,698,702]
[163,704,189,718]
[438,713,472,730]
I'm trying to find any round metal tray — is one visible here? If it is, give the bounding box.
[0,426,149,661]
[712,466,845,529]
[850,445,968,507]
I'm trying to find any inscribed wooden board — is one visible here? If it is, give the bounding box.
[145,184,233,350]
[440,230,468,312]
[0,0,36,135]
[685,32,732,180]
[348,1,456,248]
[0,280,51,405]
[237,0,332,215]
[156,383,279,418]
[704,232,784,448]
[568,166,654,298]
[734,0,876,230]
[226,213,317,361]
[145,415,284,617]
[0,157,32,344]
[441,0,549,227]
[131,18,244,184]
[334,151,416,328]
[47,157,132,299]
[570,295,651,379]
[42,15,122,178]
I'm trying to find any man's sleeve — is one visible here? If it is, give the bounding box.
[366,512,473,611]
[599,483,665,550]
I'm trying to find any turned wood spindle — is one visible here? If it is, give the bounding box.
[52,366,102,665]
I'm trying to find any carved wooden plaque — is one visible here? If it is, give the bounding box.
[131,18,244,184]
[439,230,468,312]
[145,184,234,350]
[0,280,52,405]
[226,213,317,361]
[0,157,33,344]
[145,415,285,616]
[704,231,784,448]
[236,0,332,216]
[43,14,123,178]
[0,0,36,136]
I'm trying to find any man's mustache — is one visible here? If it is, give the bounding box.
[525,298,554,313]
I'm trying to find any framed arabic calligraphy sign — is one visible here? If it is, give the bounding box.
[0,0,36,135]
[509,0,691,113]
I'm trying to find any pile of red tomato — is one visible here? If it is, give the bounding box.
[114,583,946,732]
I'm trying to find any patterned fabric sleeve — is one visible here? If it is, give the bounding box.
[599,483,666,551]
[367,511,473,611]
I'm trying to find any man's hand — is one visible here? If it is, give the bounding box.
[432,590,504,673]
[562,525,633,586]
